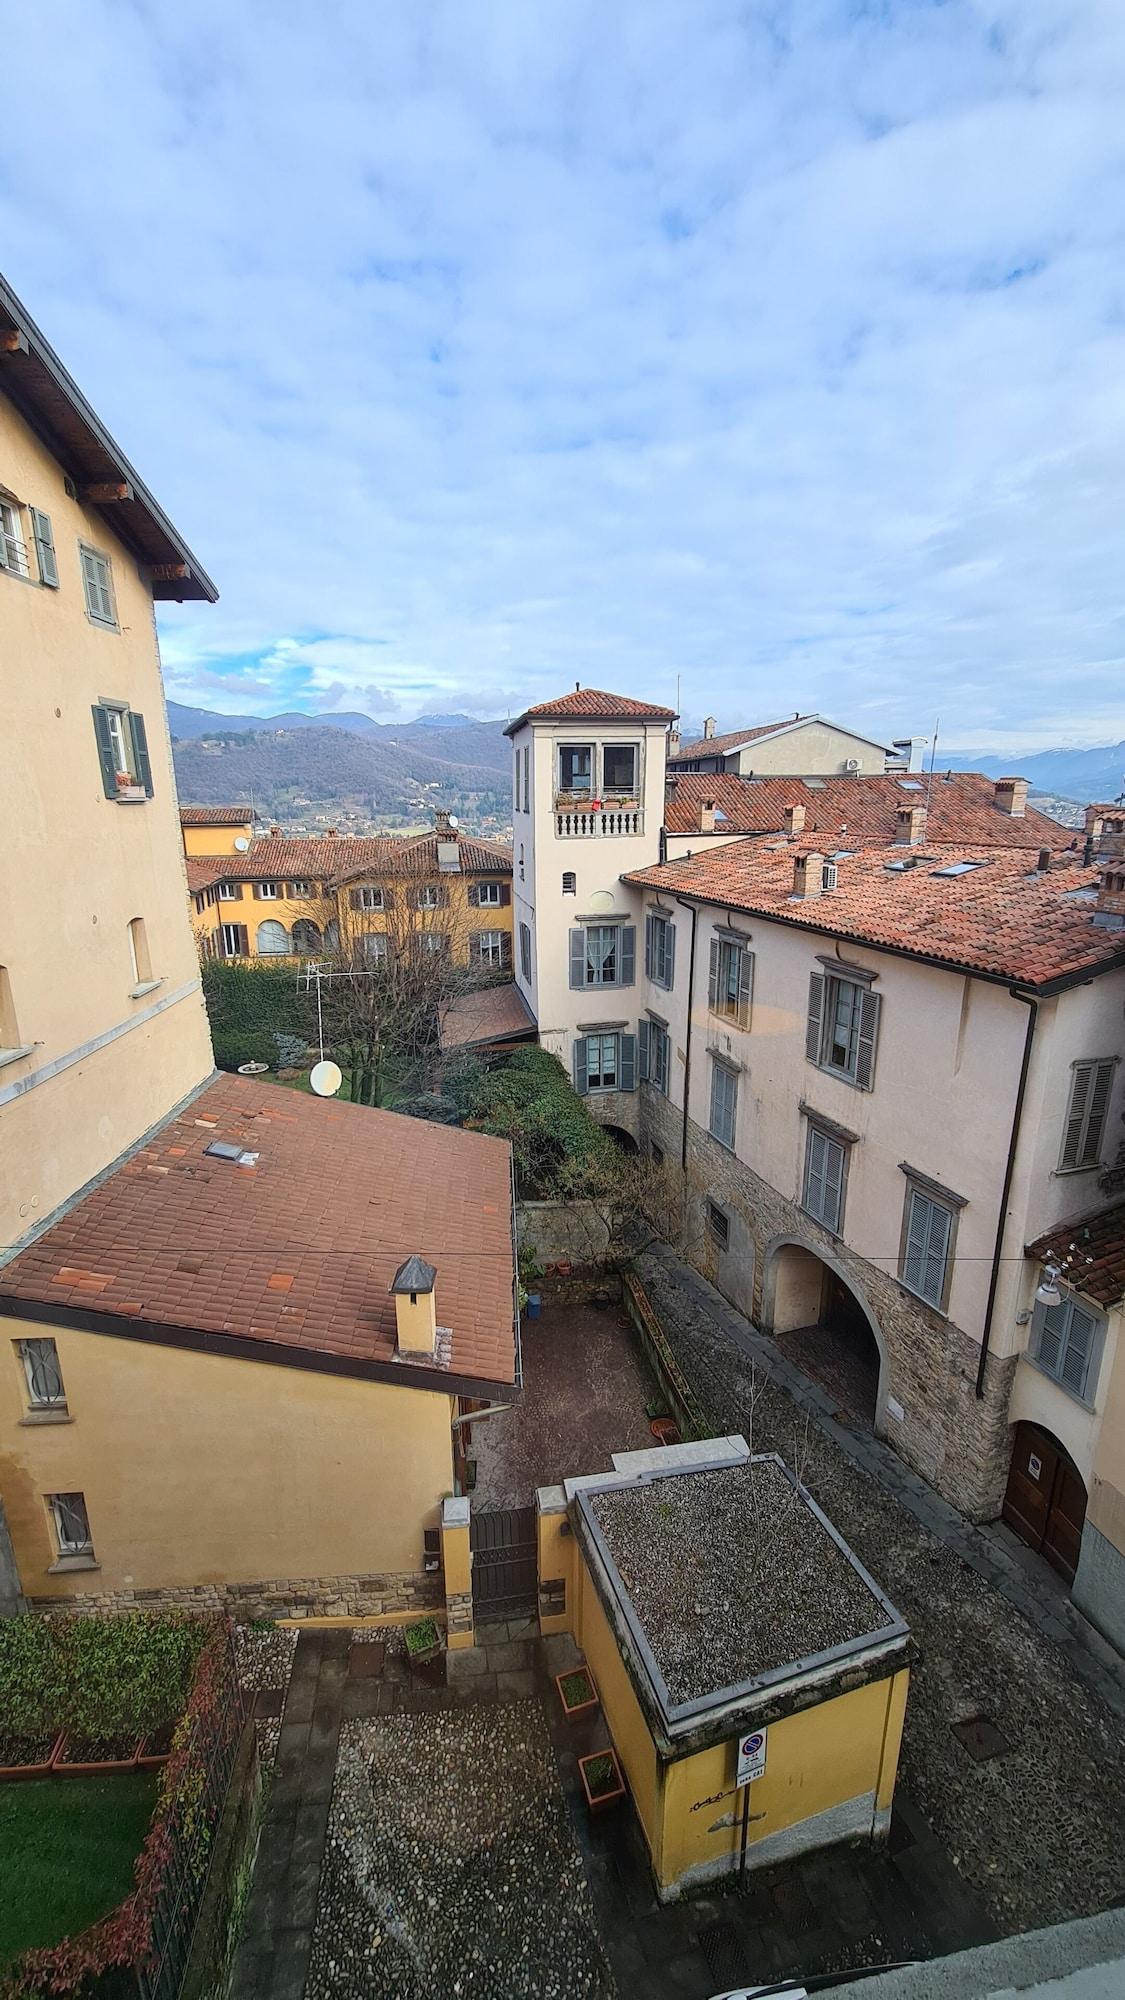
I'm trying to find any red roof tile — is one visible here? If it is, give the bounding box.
[625,843,1125,988]
[663,772,1073,851]
[1026,1202,1125,1311]
[439,983,537,1051]
[185,832,511,890]
[504,688,678,735]
[179,804,255,826]
[670,716,820,762]
[0,1076,517,1389]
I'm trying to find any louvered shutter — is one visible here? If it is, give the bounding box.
[236,925,249,955]
[1061,1304,1097,1398]
[91,704,118,798]
[664,920,675,990]
[619,926,636,985]
[736,948,754,1029]
[499,884,511,907]
[382,887,395,909]
[638,1019,650,1082]
[805,1129,827,1220]
[922,1198,952,1305]
[349,889,363,911]
[708,938,720,1008]
[1083,1062,1114,1167]
[823,1137,845,1232]
[903,1191,929,1297]
[644,914,654,978]
[805,973,824,1062]
[1035,1300,1066,1376]
[855,988,881,1090]
[466,883,478,907]
[126,712,153,795]
[30,508,58,587]
[569,930,586,989]
[1061,1065,1093,1169]
[619,1034,637,1091]
[572,1038,589,1095]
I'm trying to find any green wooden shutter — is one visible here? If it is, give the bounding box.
[644,913,653,978]
[91,704,118,797]
[30,509,59,587]
[569,930,586,989]
[805,973,824,1062]
[619,1034,637,1091]
[619,926,636,985]
[572,1038,589,1096]
[855,989,881,1090]
[708,939,720,1008]
[664,920,675,990]
[126,711,153,795]
[638,1019,650,1081]
[736,947,754,1029]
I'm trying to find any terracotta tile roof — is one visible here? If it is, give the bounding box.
[439,983,537,1051]
[663,772,1073,851]
[625,843,1125,989]
[1026,1202,1125,1311]
[504,688,678,735]
[0,1076,517,1389]
[185,859,227,893]
[184,833,512,889]
[179,804,255,826]
[670,716,817,762]
[327,831,512,883]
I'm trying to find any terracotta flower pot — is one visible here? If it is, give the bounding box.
[555,1667,599,1722]
[53,1733,143,1777]
[0,1729,66,1782]
[579,1746,625,1814]
[650,1417,682,1446]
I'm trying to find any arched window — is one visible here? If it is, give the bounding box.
[256,919,290,957]
[562,871,576,895]
[291,919,322,955]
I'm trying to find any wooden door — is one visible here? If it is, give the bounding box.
[1043,1458,1086,1583]
[1002,1423,1087,1585]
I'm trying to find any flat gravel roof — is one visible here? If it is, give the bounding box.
[589,1459,894,1707]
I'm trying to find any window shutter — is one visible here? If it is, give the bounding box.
[824,1138,845,1231]
[349,889,362,911]
[90,704,118,798]
[736,948,754,1030]
[619,1033,637,1092]
[501,933,512,967]
[638,1019,650,1082]
[381,887,395,909]
[855,988,881,1090]
[903,1191,929,1296]
[923,1198,952,1305]
[644,914,654,979]
[665,921,675,990]
[1061,1065,1093,1169]
[126,712,153,796]
[805,973,824,1062]
[236,925,249,955]
[708,938,720,1008]
[572,1038,589,1095]
[1061,1305,1097,1397]
[1083,1061,1114,1166]
[499,884,511,906]
[805,1129,827,1220]
[569,929,585,989]
[30,508,59,587]
[619,926,636,986]
[467,884,479,907]
[1035,1300,1066,1376]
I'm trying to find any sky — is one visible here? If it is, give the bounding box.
[2,3,1125,753]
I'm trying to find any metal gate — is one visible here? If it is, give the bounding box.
[470,1505,537,1616]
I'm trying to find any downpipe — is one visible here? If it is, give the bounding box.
[976,988,1038,1400]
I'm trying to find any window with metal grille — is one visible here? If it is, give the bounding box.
[1032,1294,1104,1403]
[18,1337,66,1410]
[49,1492,93,1557]
[646,912,675,990]
[1059,1060,1115,1171]
[80,543,117,626]
[709,1059,737,1150]
[707,1201,730,1249]
[901,1188,954,1309]
[803,1125,847,1232]
[806,971,880,1088]
[0,497,29,576]
[708,935,752,1027]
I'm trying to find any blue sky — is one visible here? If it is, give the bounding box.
[3,1,1125,751]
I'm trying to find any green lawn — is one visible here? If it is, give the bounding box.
[0,1772,158,1969]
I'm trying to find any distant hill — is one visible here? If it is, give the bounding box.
[954,742,1125,805]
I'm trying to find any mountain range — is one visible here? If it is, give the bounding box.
[952,742,1125,805]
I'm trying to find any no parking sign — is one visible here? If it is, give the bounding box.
[736,1727,767,1788]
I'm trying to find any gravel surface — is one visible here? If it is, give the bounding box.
[350,1625,405,1654]
[639,1250,1125,1934]
[306,1704,615,2000]
[590,1459,892,1703]
[234,1621,299,1693]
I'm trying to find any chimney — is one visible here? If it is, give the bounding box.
[325,826,339,838]
[994,778,1028,819]
[269,824,282,837]
[782,804,807,837]
[703,716,717,740]
[433,808,455,834]
[894,803,928,847]
[1084,805,1105,841]
[1036,847,1051,874]
[668,725,681,756]
[391,1255,437,1356]
[700,799,716,833]
[792,851,825,900]
[1096,866,1125,921]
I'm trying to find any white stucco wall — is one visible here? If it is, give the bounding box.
[730,720,889,777]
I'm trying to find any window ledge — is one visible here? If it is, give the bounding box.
[1053,1164,1100,1177]
[47,1555,99,1574]
[129,978,164,999]
[1020,1352,1097,1413]
[115,789,149,805]
[0,1044,35,1071]
[897,1278,948,1318]
[19,1408,73,1426]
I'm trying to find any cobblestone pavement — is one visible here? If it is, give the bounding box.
[638,1248,1125,1937]
[473,1301,657,1507]
[307,1702,615,2000]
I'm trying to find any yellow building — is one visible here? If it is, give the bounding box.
[184,811,514,974]
[537,1439,911,1899]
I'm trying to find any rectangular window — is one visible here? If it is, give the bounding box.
[476,881,503,906]
[570,923,636,989]
[586,1032,619,1090]
[0,497,29,576]
[638,1018,671,1093]
[558,743,593,794]
[601,743,637,793]
[417,884,444,909]
[257,882,279,899]
[17,1337,66,1410]
[49,1492,93,1558]
[514,748,520,813]
[806,971,880,1089]
[522,745,530,814]
[220,923,247,957]
[474,929,508,966]
[80,543,117,627]
[573,1031,638,1094]
[519,922,532,980]
[1032,1295,1104,1403]
[359,932,388,963]
[1059,1060,1115,1171]
[289,880,314,897]
[646,912,675,990]
[709,1059,738,1150]
[562,871,576,895]
[901,1188,955,1309]
[350,886,384,911]
[708,935,753,1028]
[803,1125,847,1233]
[0,964,27,1061]
[127,917,153,988]
[707,1201,730,1249]
[91,702,153,799]
[416,932,449,957]
[217,882,240,901]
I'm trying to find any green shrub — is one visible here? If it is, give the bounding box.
[0,1617,56,1745]
[211,1030,277,1073]
[0,1614,207,1753]
[458,1047,611,1197]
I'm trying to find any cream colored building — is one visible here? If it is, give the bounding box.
[669,712,906,778]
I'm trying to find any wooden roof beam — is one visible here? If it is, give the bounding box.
[81,480,135,503]
[0,329,29,355]
[142,562,191,583]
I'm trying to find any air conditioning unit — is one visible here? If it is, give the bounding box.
[821,860,838,891]
[844,757,861,773]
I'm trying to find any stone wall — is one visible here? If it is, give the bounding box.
[28,1568,442,1621]
[517,1198,611,1271]
[638,1083,1016,1522]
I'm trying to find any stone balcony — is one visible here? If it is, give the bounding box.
[554,804,644,838]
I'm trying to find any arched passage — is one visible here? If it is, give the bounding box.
[1002,1422,1088,1584]
[763,1235,886,1427]
[601,1124,638,1154]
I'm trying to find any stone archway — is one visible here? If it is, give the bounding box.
[762,1235,887,1428]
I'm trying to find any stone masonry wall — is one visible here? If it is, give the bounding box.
[638,1083,1017,1522]
[28,1568,442,1622]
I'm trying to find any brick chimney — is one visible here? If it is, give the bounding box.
[792,852,825,900]
[1097,866,1125,920]
[325,827,339,838]
[269,824,283,837]
[994,778,1028,819]
[668,725,681,756]
[895,803,928,846]
[782,804,807,837]
[700,799,717,833]
[391,1255,437,1356]
[703,716,717,740]
[433,808,456,835]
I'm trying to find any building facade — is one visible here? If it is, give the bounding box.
[668,712,906,778]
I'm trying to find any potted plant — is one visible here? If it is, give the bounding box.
[578,1746,625,1814]
[555,1665,599,1722]
[404,1617,443,1669]
[649,1416,681,1446]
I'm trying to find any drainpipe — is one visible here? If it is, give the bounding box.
[675,898,699,1171]
[976,987,1038,1400]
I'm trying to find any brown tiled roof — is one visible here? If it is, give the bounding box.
[663,772,1073,851]
[0,1076,517,1389]
[184,833,512,890]
[625,843,1125,989]
[670,716,817,762]
[439,983,537,1051]
[1026,1203,1125,1311]
[328,831,512,883]
[185,859,227,893]
[179,805,255,826]
[504,688,678,735]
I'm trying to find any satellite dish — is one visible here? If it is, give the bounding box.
[234,836,250,852]
[448,815,458,829]
[309,1059,343,1098]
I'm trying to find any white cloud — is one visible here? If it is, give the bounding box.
[2,1,1125,751]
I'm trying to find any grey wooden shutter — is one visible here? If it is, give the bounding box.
[644,913,654,978]
[569,930,586,989]
[1061,1304,1098,1397]
[126,711,153,795]
[903,1190,929,1296]
[708,938,720,1008]
[805,1128,827,1219]
[1083,1061,1114,1166]
[1061,1065,1092,1168]
[91,704,118,797]
[235,925,249,955]
[664,920,675,990]
[805,973,824,1062]
[924,1200,952,1305]
[1035,1299,1066,1377]
[619,926,636,985]
[855,988,881,1090]
[736,948,754,1029]
[619,1034,637,1091]
[638,1019,650,1082]
[30,508,59,587]
[572,1037,589,1095]
[499,884,511,907]
[824,1137,845,1231]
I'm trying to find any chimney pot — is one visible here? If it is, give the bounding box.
[269,824,282,837]
[700,798,716,833]
[994,778,1028,818]
[1096,867,1125,918]
[1037,847,1051,873]
[703,716,716,740]
[792,851,825,900]
[782,803,807,836]
[391,1255,438,1356]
